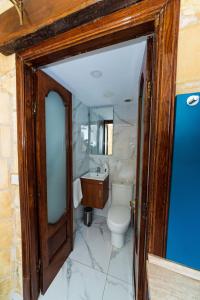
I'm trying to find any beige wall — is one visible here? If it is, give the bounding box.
[176,0,200,94]
[0,1,199,299]
[0,3,22,300]
[0,52,22,299]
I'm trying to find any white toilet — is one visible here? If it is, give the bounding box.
[107,183,133,248]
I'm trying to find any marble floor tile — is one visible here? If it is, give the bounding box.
[108,227,133,284]
[39,264,69,300]
[39,258,107,300]
[64,258,107,300]
[103,275,134,300]
[70,215,112,274]
[40,216,134,300]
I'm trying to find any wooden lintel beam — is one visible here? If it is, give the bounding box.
[0,0,141,55]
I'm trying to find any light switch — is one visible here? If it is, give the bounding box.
[11,174,19,185]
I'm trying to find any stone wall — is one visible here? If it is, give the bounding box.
[176,0,200,94]
[0,1,199,300]
[0,52,22,299]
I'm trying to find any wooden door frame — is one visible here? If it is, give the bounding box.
[16,1,180,299]
[134,36,154,300]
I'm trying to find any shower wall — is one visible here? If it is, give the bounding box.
[72,96,89,221]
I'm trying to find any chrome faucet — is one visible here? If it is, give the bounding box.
[96,167,101,175]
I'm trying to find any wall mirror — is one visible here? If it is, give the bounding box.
[89,106,113,155]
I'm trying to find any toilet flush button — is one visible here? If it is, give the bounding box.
[186,95,199,106]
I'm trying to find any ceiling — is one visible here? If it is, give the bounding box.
[43,37,146,107]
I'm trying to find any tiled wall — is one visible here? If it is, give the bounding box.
[72,97,89,181]
[90,102,137,182]
[0,1,199,299]
[72,96,89,222]
[89,102,137,217]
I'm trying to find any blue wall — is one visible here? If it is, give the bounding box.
[167,92,200,271]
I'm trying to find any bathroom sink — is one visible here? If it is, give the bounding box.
[81,172,108,181]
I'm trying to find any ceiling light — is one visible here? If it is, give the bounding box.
[90,70,103,78]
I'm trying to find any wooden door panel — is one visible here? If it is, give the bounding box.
[36,70,73,294]
[134,37,153,300]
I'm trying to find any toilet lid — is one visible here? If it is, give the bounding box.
[108,205,131,226]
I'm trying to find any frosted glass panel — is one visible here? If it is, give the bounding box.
[45,91,67,224]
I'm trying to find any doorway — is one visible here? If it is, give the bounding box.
[37,36,147,300]
[16,1,180,300]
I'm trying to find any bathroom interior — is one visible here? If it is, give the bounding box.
[38,37,147,300]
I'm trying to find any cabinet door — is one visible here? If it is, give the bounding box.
[81,179,108,209]
[36,70,73,294]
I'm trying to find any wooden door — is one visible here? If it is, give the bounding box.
[134,37,153,300]
[36,70,73,294]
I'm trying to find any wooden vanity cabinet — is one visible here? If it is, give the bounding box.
[81,176,109,209]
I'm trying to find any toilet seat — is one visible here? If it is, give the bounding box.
[107,205,131,230]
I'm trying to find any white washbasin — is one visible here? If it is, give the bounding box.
[81,172,108,181]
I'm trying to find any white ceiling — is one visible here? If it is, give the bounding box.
[43,37,146,107]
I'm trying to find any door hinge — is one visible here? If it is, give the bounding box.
[142,201,148,218]
[36,259,41,273]
[33,101,37,115]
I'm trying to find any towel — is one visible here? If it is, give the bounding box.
[73,178,83,208]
